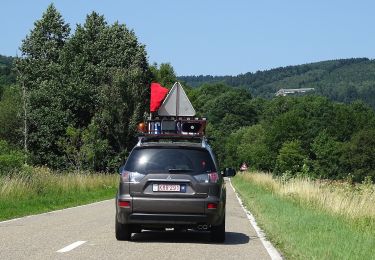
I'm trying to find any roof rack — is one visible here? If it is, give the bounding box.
[137,117,207,136]
[137,134,209,148]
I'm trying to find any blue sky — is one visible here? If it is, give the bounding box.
[1,0,374,76]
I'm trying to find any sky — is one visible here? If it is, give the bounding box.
[1,0,375,76]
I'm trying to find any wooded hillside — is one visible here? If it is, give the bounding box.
[179,58,375,109]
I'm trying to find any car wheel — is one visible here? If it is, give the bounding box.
[115,217,132,241]
[210,215,225,243]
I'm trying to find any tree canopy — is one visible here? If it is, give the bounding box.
[180,58,375,110]
[14,4,151,170]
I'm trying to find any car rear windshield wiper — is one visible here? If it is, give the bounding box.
[168,169,193,173]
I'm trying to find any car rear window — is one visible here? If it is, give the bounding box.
[125,147,216,174]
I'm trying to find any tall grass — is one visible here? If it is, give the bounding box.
[0,167,118,221]
[241,172,375,220]
[232,173,375,259]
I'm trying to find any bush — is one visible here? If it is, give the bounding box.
[341,128,375,182]
[311,131,343,179]
[237,124,274,171]
[0,140,24,175]
[274,140,307,176]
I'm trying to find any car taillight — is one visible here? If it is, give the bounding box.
[121,170,130,182]
[194,172,219,183]
[118,201,131,208]
[207,203,217,209]
[208,172,219,183]
[120,170,145,183]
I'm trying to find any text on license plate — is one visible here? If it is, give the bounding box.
[153,184,186,192]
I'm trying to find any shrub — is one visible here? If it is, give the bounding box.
[311,131,343,179]
[274,140,307,176]
[0,140,24,175]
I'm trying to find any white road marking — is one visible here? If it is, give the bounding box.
[57,241,87,253]
[229,179,283,260]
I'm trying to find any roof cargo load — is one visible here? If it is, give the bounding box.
[137,82,206,137]
[158,82,196,117]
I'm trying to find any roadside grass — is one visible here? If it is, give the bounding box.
[232,173,375,260]
[0,167,118,221]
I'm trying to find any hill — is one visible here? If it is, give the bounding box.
[179,58,375,109]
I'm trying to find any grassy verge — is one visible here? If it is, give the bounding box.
[232,173,375,260]
[0,167,118,221]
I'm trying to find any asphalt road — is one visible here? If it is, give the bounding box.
[0,181,275,260]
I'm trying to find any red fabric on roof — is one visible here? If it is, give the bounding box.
[150,82,169,112]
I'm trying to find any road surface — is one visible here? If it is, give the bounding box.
[0,181,277,260]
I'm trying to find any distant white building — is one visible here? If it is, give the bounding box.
[275,88,315,96]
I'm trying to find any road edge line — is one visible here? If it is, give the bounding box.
[0,198,114,224]
[229,179,283,260]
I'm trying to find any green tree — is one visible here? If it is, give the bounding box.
[60,12,150,170]
[237,124,274,171]
[16,4,71,167]
[274,140,307,176]
[150,63,176,88]
[341,128,375,182]
[311,131,343,179]
[16,6,150,170]
[0,85,22,146]
[0,139,24,175]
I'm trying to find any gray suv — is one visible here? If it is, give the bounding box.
[115,136,234,242]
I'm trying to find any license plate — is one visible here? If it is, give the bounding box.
[153,184,185,192]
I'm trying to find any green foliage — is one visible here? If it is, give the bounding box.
[274,140,307,176]
[16,4,71,167]
[189,83,257,166]
[150,63,177,88]
[0,55,16,91]
[59,123,112,171]
[311,131,343,179]
[0,140,24,174]
[236,125,274,171]
[15,5,150,170]
[180,58,375,109]
[189,82,375,182]
[342,128,375,182]
[0,167,118,221]
[0,85,22,146]
[232,175,375,260]
[223,127,246,168]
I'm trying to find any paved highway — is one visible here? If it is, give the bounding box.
[0,181,280,260]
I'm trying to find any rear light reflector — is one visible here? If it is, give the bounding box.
[208,172,219,183]
[118,201,131,208]
[207,203,217,209]
[193,172,219,183]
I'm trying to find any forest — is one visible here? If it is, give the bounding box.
[0,4,374,183]
[189,83,375,182]
[179,58,375,110]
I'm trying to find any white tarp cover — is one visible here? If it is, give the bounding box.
[157,82,196,116]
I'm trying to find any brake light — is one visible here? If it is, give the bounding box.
[194,172,219,183]
[208,172,219,183]
[121,170,130,182]
[120,170,145,183]
[207,203,217,209]
[118,201,131,208]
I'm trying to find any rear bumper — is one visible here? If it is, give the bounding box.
[127,213,208,224]
[116,195,225,226]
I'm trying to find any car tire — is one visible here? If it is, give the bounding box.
[115,218,132,241]
[210,215,225,243]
